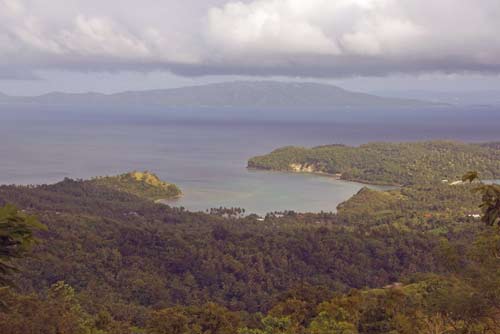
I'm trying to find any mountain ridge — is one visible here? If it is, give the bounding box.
[0,81,442,109]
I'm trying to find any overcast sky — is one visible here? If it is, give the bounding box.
[1,0,500,95]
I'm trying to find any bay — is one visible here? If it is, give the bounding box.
[1,117,499,215]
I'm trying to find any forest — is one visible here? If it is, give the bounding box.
[89,171,182,201]
[248,141,500,185]
[0,144,499,333]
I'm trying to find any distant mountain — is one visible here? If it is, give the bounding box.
[372,89,500,106]
[0,81,439,109]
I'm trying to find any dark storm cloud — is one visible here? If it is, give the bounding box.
[1,0,500,79]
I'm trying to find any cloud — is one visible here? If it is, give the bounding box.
[0,0,205,77]
[203,0,500,76]
[1,0,500,79]
[206,1,341,56]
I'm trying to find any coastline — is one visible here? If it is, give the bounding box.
[246,166,401,187]
[154,193,183,204]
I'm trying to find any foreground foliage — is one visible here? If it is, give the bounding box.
[0,142,498,333]
[0,177,497,333]
[463,171,500,226]
[0,204,43,287]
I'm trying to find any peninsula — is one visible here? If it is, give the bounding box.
[90,171,181,201]
[248,141,500,186]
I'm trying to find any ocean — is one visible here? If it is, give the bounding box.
[2,107,499,214]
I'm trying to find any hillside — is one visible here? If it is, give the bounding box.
[248,141,500,185]
[0,178,447,309]
[0,169,497,332]
[89,171,181,201]
[0,81,437,109]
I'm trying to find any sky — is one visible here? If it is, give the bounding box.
[1,0,500,95]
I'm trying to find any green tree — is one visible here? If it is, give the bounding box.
[238,316,295,334]
[0,204,44,287]
[308,312,357,334]
[147,303,239,334]
[0,281,95,334]
[147,307,190,334]
[463,172,500,226]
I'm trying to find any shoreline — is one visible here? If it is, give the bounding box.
[155,193,183,204]
[246,166,401,187]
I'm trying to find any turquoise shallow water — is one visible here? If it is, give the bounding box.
[1,119,497,215]
[163,170,392,215]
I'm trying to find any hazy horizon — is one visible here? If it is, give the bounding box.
[1,1,500,96]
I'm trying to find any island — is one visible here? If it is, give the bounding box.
[248,141,500,185]
[89,171,181,201]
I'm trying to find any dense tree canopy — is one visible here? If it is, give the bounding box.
[0,141,498,333]
[89,171,182,201]
[248,141,500,185]
[0,204,43,287]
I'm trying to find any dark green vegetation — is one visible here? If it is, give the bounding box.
[248,141,500,185]
[90,171,181,201]
[0,204,44,288]
[0,142,498,333]
[463,171,500,226]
